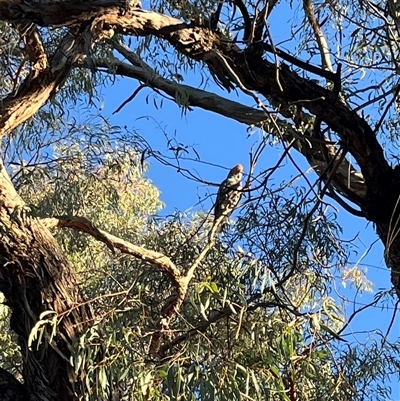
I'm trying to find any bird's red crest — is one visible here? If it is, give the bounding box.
[230,164,244,175]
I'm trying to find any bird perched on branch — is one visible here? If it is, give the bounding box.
[213,164,243,232]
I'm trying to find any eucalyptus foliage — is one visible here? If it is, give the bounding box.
[1,0,400,400]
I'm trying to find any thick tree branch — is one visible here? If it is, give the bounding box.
[102,43,267,126]
[0,0,131,26]
[42,216,184,288]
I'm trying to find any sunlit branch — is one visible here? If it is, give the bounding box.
[302,0,332,72]
[42,215,183,287]
[42,213,229,355]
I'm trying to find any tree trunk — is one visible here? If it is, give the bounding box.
[0,161,94,400]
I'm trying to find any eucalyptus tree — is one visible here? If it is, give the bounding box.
[0,0,400,399]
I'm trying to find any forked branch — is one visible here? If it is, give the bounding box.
[43,213,223,355]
